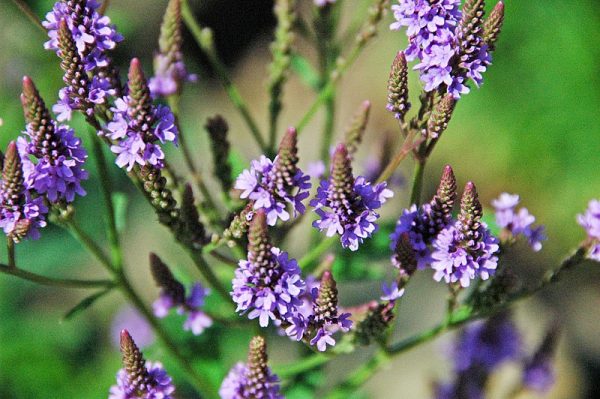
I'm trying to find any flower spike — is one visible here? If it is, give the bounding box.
[386,51,410,121]
[483,2,505,51]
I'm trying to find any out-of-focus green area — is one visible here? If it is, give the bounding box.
[0,0,599,398]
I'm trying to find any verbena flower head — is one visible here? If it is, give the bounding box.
[109,330,175,399]
[453,312,520,372]
[219,336,283,399]
[149,0,196,97]
[577,199,600,261]
[390,165,456,269]
[232,210,307,335]
[0,142,48,242]
[311,144,393,250]
[20,77,88,203]
[106,59,178,171]
[150,253,213,336]
[235,128,311,226]
[492,193,546,251]
[431,182,499,287]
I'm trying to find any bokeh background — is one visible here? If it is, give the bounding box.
[0,0,599,397]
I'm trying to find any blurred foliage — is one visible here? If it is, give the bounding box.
[0,0,598,398]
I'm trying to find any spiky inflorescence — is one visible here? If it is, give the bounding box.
[178,184,208,249]
[455,0,491,92]
[492,193,546,251]
[311,144,393,250]
[0,142,47,242]
[138,165,179,228]
[223,203,254,246]
[232,210,306,335]
[390,165,457,269]
[109,330,175,398]
[205,115,233,193]
[344,100,371,157]
[219,336,283,399]
[577,199,600,261]
[151,253,213,335]
[386,51,410,121]
[427,95,456,139]
[431,182,499,287]
[106,59,178,171]
[149,0,196,97]
[19,77,88,203]
[353,301,395,346]
[483,1,505,52]
[235,128,311,226]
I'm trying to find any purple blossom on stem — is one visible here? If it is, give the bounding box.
[232,210,307,337]
[311,144,393,251]
[153,283,213,336]
[523,324,559,393]
[492,193,546,251]
[577,199,600,261]
[380,280,405,301]
[106,59,178,171]
[235,128,311,226]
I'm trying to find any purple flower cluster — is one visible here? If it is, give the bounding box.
[153,282,213,336]
[577,199,600,261]
[109,361,175,399]
[390,0,491,98]
[431,220,499,288]
[19,123,88,203]
[219,362,283,399]
[492,193,546,251]
[235,155,311,226]
[106,97,178,171]
[149,55,197,98]
[233,245,306,332]
[0,143,48,242]
[43,0,122,120]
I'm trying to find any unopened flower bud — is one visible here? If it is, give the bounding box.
[427,95,456,139]
[345,101,371,156]
[387,52,410,121]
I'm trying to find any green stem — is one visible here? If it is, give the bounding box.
[409,159,426,205]
[117,270,219,398]
[274,353,330,378]
[65,220,113,272]
[99,0,110,15]
[181,0,267,152]
[188,249,231,302]
[6,238,15,268]
[299,236,337,272]
[376,130,422,184]
[0,264,115,289]
[325,350,389,399]
[89,131,123,270]
[10,0,45,33]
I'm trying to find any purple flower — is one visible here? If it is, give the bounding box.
[109,361,175,399]
[19,123,88,203]
[111,306,155,349]
[380,281,405,301]
[43,0,122,71]
[235,129,311,226]
[106,96,178,171]
[0,143,48,242]
[149,56,197,97]
[578,199,600,261]
[311,144,392,251]
[523,360,554,393]
[492,193,546,251]
[453,312,521,372]
[431,220,499,287]
[153,282,212,336]
[389,204,435,269]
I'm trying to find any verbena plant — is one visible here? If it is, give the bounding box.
[2,0,599,398]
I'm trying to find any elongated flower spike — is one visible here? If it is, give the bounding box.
[0,142,47,242]
[312,143,393,250]
[483,2,505,52]
[19,76,88,203]
[178,184,208,249]
[223,203,254,246]
[235,127,311,226]
[149,0,196,97]
[232,209,306,332]
[430,165,457,227]
[427,95,456,140]
[150,252,185,306]
[456,0,491,90]
[386,51,410,121]
[219,336,283,398]
[344,100,371,157]
[458,182,483,241]
[353,300,395,346]
[205,115,233,193]
[109,330,175,398]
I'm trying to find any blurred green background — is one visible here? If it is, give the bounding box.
[0,0,599,397]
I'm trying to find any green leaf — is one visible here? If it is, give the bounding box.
[112,192,129,233]
[62,288,113,321]
[291,54,321,90]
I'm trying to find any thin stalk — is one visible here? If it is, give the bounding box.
[99,0,110,15]
[409,159,426,205]
[376,130,422,184]
[188,249,231,302]
[89,131,123,270]
[66,220,113,272]
[181,0,267,152]
[325,350,390,399]
[6,238,15,268]
[0,264,115,289]
[274,353,330,378]
[117,270,219,398]
[299,236,337,272]
[10,0,45,33]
